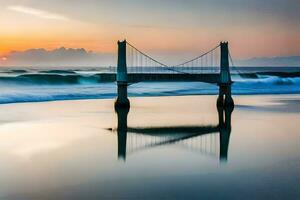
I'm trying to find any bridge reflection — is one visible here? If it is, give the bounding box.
[112,105,233,163]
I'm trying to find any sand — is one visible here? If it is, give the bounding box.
[0,95,299,199]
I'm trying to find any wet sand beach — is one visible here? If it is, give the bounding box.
[0,95,299,199]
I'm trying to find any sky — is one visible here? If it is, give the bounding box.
[0,0,299,66]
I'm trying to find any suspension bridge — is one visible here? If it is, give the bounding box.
[113,40,235,108]
[107,39,235,162]
[110,105,233,162]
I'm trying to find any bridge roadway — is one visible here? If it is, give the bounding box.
[97,73,220,83]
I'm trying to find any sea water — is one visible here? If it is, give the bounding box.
[0,67,299,104]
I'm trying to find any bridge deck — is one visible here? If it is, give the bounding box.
[99,73,220,83]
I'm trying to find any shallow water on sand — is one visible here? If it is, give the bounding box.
[0,95,299,199]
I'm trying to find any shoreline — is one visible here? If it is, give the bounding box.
[1,93,300,106]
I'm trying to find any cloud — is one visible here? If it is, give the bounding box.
[7,5,70,21]
[0,47,115,67]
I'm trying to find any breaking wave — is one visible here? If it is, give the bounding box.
[0,68,299,104]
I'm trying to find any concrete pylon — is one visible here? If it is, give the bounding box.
[217,42,234,108]
[115,40,130,108]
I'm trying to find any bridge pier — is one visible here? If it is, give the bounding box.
[115,40,130,109]
[115,82,130,109]
[217,42,234,108]
[217,84,234,108]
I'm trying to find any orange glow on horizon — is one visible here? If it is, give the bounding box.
[0,23,299,59]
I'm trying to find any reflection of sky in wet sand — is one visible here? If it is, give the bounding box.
[0,95,299,199]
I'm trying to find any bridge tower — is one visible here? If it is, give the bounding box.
[115,40,130,108]
[217,42,234,108]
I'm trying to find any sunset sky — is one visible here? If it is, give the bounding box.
[0,0,299,65]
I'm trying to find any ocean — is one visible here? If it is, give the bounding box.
[0,66,299,104]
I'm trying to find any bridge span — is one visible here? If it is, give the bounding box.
[114,40,235,108]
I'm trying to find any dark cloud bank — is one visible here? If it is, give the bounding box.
[1,47,116,67]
